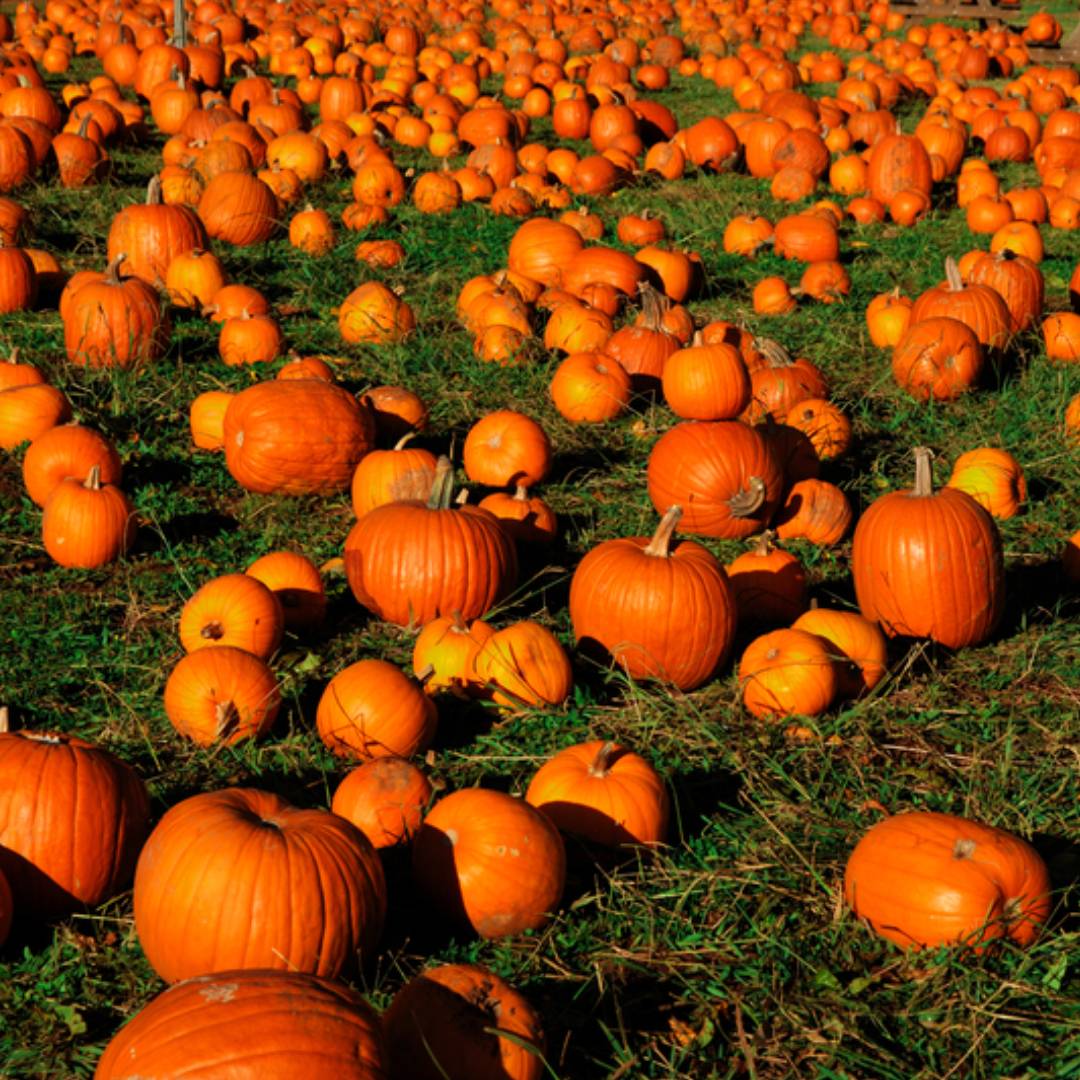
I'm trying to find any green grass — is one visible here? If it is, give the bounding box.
[1,21,1080,1079]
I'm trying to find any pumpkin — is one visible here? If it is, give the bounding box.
[647,420,782,539]
[219,311,283,367]
[478,485,558,545]
[245,550,326,633]
[743,340,828,423]
[507,217,583,287]
[317,659,437,761]
[223,379,375,495]
[601,284,680,392]
[661,332,751,420]
[63,255,169,370]
[0,713,149,916]
[738,628,837,720]
[967,250,1043,332]
[289,205,335,255]
[1041,312,1080,362]
[866,288,913,347]
[189,390,233,451]
[544,301,613,354]
[361,385,429,443]
[331,758,432,849]
[106,175,207,283]
[384,963,545,1080]
[725,532,808,625]
[412,787,565,939]
[844,811,1050,950]
[179,573,284,660]
[892,317,983,401]
[351,433,438,518]
[134,788,386,983]
[463,410,552,489]
[95,970,389,1080]
[163,645,281,745]
[852,447,1004,648]
[785,398,852,461]
[773,479,853,546]
[472,620,573,711]
[569,505,736,690]
[339,281,416,344]
[867,131,933,204]
[165,248,227,309]
[910,257,1011,351]
[344,458,517,627]
[42,465,136,568]
[198,170,279,245]
[0,347,43,390]
[0,382,71,450]
[772,213,839,262]
[412,613,495,697]
[550,351,631,422]
[792,606,888,700]
[526,740,668,848]
[0,243,36,311]
[22,424,121,508]
[946,447,1026,519]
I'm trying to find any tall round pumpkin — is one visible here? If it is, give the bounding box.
[0,715,150,915]
[223,379,375,495]
[852,447,1004,648]
[344,457,517,627]
[95,969,389,1080]
[198,170,280,245]
[412,787,565,939]
[646,420,782,539]
[569,505,736,690]
[133,787,386,984]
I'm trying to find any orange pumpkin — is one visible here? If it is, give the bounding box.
[331,757,432,848]
[738,628,837,720]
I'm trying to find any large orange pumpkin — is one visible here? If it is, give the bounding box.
[133,788,386,983]
[852,447,1004,648]
[95,969,389,1079]
[844,811,1050,950]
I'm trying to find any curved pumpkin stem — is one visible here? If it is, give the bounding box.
[637,281,667,330]
[756,337,792,368]
[5,347,19,365]
[84,464,102,491]
[427,456,456,509]
[104,254,126,284]
[588,741,618,777]
[944,256,963,292]
[728,477,766,518]
[392,431,418,451]
[643,505,682,557]
[912,447,935,497]
[752,529,776,557]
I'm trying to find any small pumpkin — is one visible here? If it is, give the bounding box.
[179,572,284,660]
[22,424,121,508]
[946,447,1026,520]
[725,532,808,625]
[463,410,552,489]
[738,628,837,720]
[42,465,136,568]
[792,605,888,700]
[331,758,432,849]
[412,612,495,697]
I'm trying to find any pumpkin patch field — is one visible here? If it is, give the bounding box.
[3,0,1080,1072]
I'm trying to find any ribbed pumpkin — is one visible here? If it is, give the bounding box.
[412,613,495,696]
[526,740,669,848]
[95,970,389,1080]
[350,434,437,517]
[647,421,782,539]
[569,506,736,690]
[0,382,71,450]
[412,788,565,939]
[63,255,169,370]
[22,424,121,507]
[772,213,839,262]
[478,485,558,545]
[661,332,751,420]
[946,447,1027,520]
[316,659,437,761]
[773,479,852,546]
[384,963,545,1080]
[892,317,983,401]
[133,788,386,983]
[338,281,416,344]
[507,217,583,287]
[725,532,807,625]
[844,812,1050,950]
[0,714,149,915]
[472,620,573,711]
[42,465,136,568]
[791,606,888,699]
[331,758,433,849]
[910,257,1012,350]
[743,340,828,423]
[966,250,1044,333]
[867,131,933,205]
[852,447,1004,648]
[344,457,517,627]
[106,176,207,283]
[179,573,284,660]
[738,628,837,720]
[198,170,279,245]
[246,550,327,633]
[223,379,375,495]
[463,410,551,489]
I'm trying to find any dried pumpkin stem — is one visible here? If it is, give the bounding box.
[146,175,163,205]
[753,529,775,557]
[513,483,528,502]
[728,477,766,518]
[84,464,102,490]
[912,447,935,497]
[392,431,417,451]
[756,337,792,368]
[214,701,240,739]
[427,456,456,510]
[0,706,8,734]
[944,256,963,292]
[588,741,618,777]
[104,254,126,284]
[643,505,682,556]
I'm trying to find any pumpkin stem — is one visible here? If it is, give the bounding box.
[756,338,792,368]
[0,706,8,734]
[6,347,19,364]
[953,837,977,859]
[752,529,775,557]
[643,505,682,556]
[104,254,126,284]
[588,741,618,777]
[215,700,240,739]
[944,256,963,292]
[84,464,102,491]
[201,620,225,640]
[427,456,456,510]
[146,175,163,205]
[637,281,666,330]
[415,663,435,686]
[392,431,417,451]
[690,329,704,348]
[76,113,93,139]
[728,477,766,518]
[512,483,528,502]
[450,610,468,633]
[912,447,935,497]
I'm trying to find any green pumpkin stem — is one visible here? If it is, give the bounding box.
[644,505,682,557]
[912,447,935,497]
[427,456,456,509]
[588,741,618,777]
